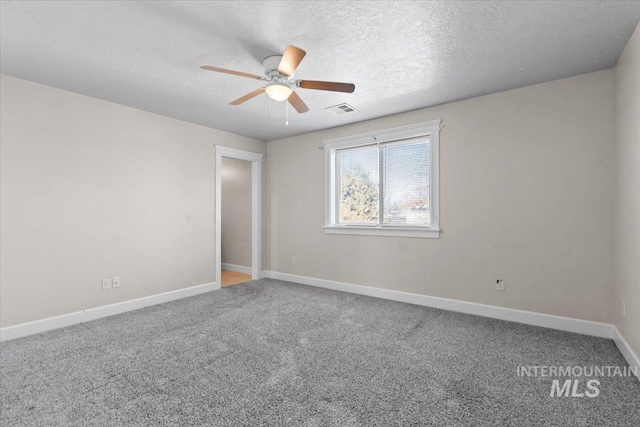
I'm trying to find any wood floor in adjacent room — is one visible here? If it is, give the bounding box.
[221,269,252,287]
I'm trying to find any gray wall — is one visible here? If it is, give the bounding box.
[266,69,615,323]
[221,157,252,268]
[614,23,640,358]
[0,74,266,327]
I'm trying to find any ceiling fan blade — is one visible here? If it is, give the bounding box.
[288,91,310,114]
[229,88,265,105]
[298,80,355,93]
[278,45,306,77]
[200,66,263,80]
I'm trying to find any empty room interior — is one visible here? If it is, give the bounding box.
[1,1,639,426]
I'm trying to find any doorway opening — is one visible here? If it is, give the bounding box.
[215,146,262,289]
[221,157,252,287]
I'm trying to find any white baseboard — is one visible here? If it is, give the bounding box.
[4,270,638,382]
[613,327,640,380]
[221,263,252,275]
[0,281,218,342]
[262,271,616,339]
[263,270,640,380]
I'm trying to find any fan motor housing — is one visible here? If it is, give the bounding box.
[263,55,292,80]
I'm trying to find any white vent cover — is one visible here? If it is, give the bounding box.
[326,103,357,114]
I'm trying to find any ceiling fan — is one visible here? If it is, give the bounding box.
[200,45,355,114]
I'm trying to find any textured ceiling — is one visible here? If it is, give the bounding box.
[1,1,639,141]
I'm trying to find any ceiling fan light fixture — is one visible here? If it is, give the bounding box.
[200,44,355,113]
[265,83,293,101]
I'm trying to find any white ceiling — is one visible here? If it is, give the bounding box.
[1,1,639,141]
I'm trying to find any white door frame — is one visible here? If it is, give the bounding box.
[214,145,263,288]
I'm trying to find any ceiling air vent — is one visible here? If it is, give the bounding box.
[326,103,357,115]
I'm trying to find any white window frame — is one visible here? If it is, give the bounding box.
[323,120,441,238]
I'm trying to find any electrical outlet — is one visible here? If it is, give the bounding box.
[102,278,112,290]
[622,301,626,318]
[496,279,505,291]
[291,256,296,264]
[112,277,120,288]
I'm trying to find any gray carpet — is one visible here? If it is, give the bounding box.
[1,279,639,426]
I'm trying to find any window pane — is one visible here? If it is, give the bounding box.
[382,139,430,225]
[337,145,379,224]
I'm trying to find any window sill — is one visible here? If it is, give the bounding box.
[323,225,440,239]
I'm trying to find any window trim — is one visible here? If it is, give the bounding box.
[323,120,441,238]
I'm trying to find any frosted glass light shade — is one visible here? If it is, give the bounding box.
[265,83,293,101]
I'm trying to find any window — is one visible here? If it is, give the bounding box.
[324,120,441,238]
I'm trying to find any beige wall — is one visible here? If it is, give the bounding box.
[221,157,252,268]
[614,23,640,357]
[0,74,265,327]
[267,69,615,323]
[1,64,628,331]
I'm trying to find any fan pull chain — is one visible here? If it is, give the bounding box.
[285,100,289,126]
